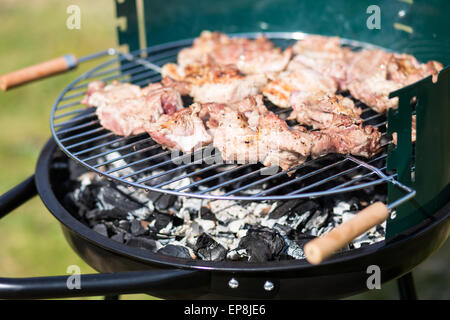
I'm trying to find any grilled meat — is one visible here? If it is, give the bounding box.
[145,103,213,153]
[145,95,269,154]
[346,51,443,113]
[290,35,351,86]
[343,50,397,113]
[144,96,311,171]
[162,62,267,104]
[204,97,381,171]
[387,54,443,85]
[200,95,270,135]
[262,68,338,108]
[230,94,269,115]
[143,92,381,173]
[82,80,143,107]
[310,124,382,159]
[288,91,363,129]
[177,31,292,76]
[77,32,441,181]
[82,80,183,137]
[347,72,402,113]
[211,106,381,171]
[210,107,312,172]
[344,49,393,89]
[257,114,315,171]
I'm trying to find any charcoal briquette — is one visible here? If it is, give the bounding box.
[200,207,215,220]
[146,191,162,203]
[130,220,147,236]
[269,199,301,219]
[195,233,227,261]
[117,220,131,232]
[238,227,285,262]
[96,185,148,214]
[111,232,125,243]
[291,234,316,249]
[155,194,177,210]
[125,236,159,251]
[157,244,193,259]
[294,200,320,214]
[304,210,329,230]
[154,213,173,231]
[85,208,128,221]
[93,224,108,237]
[273,223,292,236]
[64,150,388,263]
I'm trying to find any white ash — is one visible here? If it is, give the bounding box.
[333,201,351,215]
[226,248,248,260]
[104,152,135,177]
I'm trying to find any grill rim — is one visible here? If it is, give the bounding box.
[49,32,407,202]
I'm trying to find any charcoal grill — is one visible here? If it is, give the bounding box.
[49,33,410,201]
[0,0,449,299]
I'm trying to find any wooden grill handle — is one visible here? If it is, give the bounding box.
[0,54,78,91]
[304,201,389,264]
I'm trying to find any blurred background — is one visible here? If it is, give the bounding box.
[0,0,448,300]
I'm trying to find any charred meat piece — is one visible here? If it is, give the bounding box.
[290,35,351,86]
[177,31,292,76]
[288,91,363,129]
[263,68,338,108]
[82,81,184,137]
[309,124,382,158]
[162,62,267,104]
[145,103,213,153]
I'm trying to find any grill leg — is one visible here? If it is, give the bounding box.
[397,272,418,300]
[104,295,120,300]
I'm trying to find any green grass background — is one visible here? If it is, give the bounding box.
[0,0,448,300]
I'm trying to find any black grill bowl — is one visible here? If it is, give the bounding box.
[26,138,448,299]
